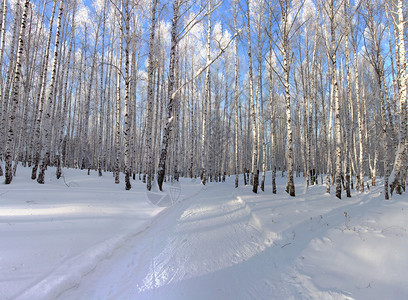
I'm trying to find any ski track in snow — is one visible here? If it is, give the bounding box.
[58,183,279,300]
[57,182,363,300]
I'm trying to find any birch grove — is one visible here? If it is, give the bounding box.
[0,0,406,200]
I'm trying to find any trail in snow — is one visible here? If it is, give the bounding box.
[57,181,355,300]
[58,183,274,299]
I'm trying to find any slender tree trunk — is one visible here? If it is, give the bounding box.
[31,0,57,180]
[37,0,63,184]
[390,0,407,195]
[233,1,241,187]
[157,0,180,191]
[353,45,364,192]
[57,3,76,179]
[329,0,342,199]
[145,0,158,191]
[114,3,124,184]
[4,0,30,184]
[281,2,294,196]
[12,7,36,176]
[201,0,211,186]
[326,55,333,194]
[97,0,106,177]
[344,13,352,197]
[246,0,258,193]
[269,46,276,194]
[123,0,132,190]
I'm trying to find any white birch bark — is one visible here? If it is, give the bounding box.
[4,0,30,184]
[157,0,180,191]
[353,46,364,192]
[1,12,19,177]
[123,0,132,190]
[246,0,259,193]
[57,3,76,179]
[234,0,239,188]
[390,0,407,195]
[97,0,106,177]
[329,0,342,199]
[309,29,318,185]
[269,46,277,194]
[13,7,36,176]
[201,0,211,185]
[280,0,295,196]
[114,2,123,184]
[145,0,158,191]
[31,0,57,180]
[37,0,63,184]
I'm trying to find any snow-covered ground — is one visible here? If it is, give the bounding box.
[1,166,408,299]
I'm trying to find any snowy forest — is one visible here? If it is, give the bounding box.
[0,0,407,200]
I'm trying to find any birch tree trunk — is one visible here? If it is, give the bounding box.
[31,0,57,180]
[37,0,63,184]
[246,0,259,193]
[328,0,343,199]
[269,46,277,194]
[57,2,76,179]
[325,54,333,194]
[344,13,352,197]
[234,0,239,188]
[280,0,295,196]
[4,0,30,184]
[123,0,132,190]
[114,3,124,184]
[390,0,407,195]
[201,0,211,186]
[2,11,19,177]
[97,0,106,177]
[157,0,179,191]
[309,29,318,186]
[13,6,36,176]
[145,0,158,191]
[354,47,364,192]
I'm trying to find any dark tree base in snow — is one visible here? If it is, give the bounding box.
[252,170,259,193]
[37,169,45,184]
[4,160,12,184]
[125,172,131,190]
[31,164,38,180]
[56,157,62,179]
[158,169,164,191]
[286,178,295,197]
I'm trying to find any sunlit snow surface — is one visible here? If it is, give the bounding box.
[1,166,408,299]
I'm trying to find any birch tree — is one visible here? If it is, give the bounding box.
[201,0,211,186]
[31,0,57,180]
[278,0,303,196]
[389,0,407,195]
[157,0,180,191]
[233,0,240,188]
[4,0,30,184]
[37,0,63,184]
[245,0,259,193]
[145,0,158,191]
[114,1,123,185]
